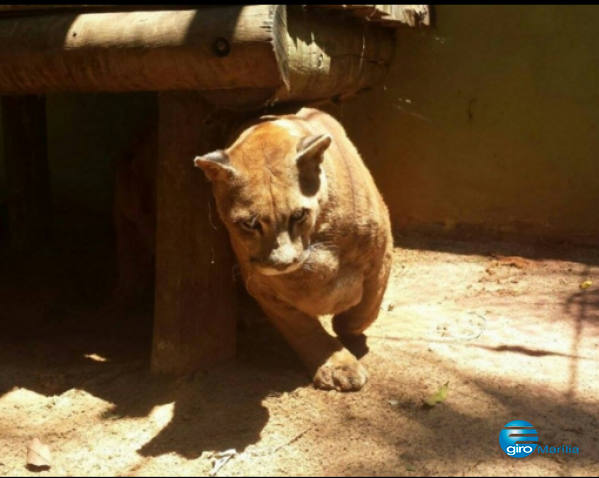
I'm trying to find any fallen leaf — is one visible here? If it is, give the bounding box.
[27,438,52,469]
[406,464,416,472]
[580,280,592,290]
[424,382,449,407]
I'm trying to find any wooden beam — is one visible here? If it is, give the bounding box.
[308,5,431,27]
[0,5,110,13]
[0,5,396,108]
[0,6,288,95]
[152,92,238,375]
[0,5,431,27]
[1,96,52,249]
[0,5,202,14]
[273,7,396,104]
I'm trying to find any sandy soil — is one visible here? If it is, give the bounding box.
[1,228,599,477]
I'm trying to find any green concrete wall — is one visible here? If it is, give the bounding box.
[342,5,599,244]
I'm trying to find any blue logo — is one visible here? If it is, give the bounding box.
[499,420,538,458]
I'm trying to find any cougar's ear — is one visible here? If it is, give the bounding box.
[296,134,332,173]
[194,150,237,182]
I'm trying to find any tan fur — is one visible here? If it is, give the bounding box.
[196,108,393,391]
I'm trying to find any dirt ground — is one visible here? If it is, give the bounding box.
[1,222,599,477]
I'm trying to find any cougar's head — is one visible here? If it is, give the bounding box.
[194,120,331,276]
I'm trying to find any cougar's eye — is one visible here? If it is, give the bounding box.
[291,208,309,224]
[241,216,261,232]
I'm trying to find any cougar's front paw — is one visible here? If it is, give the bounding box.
[313,351,369,392]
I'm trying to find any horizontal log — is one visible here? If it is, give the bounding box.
[309,5,431,27]
[0,5,430,27]
[0,5,108,12]
[0,6,288,94]
[0,5,212,17]
[0,5,429,24]
[272,7,396,104]
[0,6,396,107]
[199,7,396,108]
[0,5,108,13]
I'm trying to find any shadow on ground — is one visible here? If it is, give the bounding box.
[0,214,307,460]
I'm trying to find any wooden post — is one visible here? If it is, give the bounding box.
[1,95,51,249]
[152,92,237,375]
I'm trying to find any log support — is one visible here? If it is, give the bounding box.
[151,92,238,375]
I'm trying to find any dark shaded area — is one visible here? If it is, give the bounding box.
[0,34,305,452]
[0,201,8,245]
[26,465,50,473]
[0,225,306,456]
[1,95,51,250]
[0,183,307,456]
[0,337,304,460]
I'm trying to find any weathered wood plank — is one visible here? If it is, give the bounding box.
[274,7,396,104]
[0,5,395,108]
[0,6,288,94]
[152,92,238,375]
[0,5,430,27]
[1,96,52,249]
[309,5,430,27]
[0,5,187,15]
